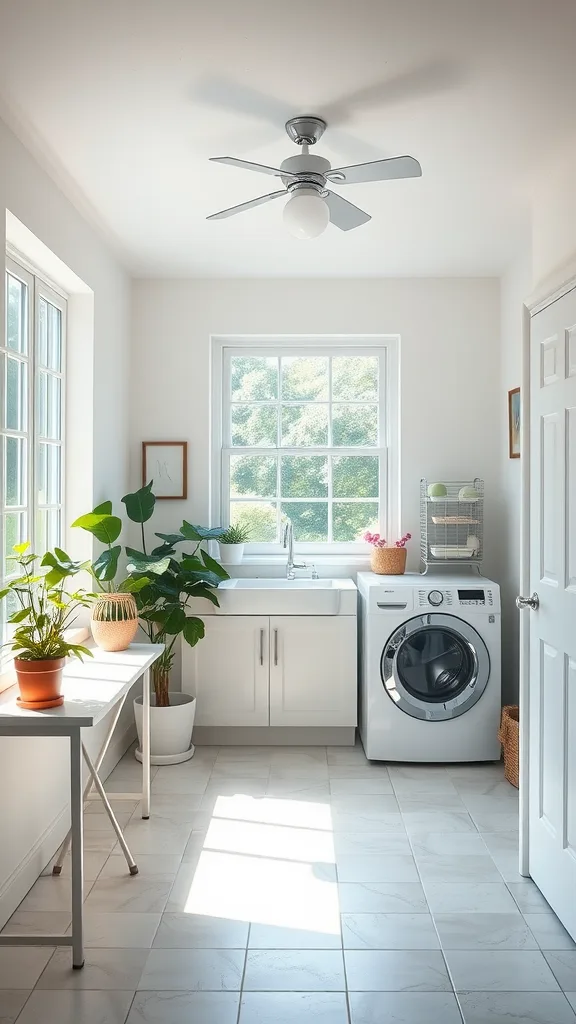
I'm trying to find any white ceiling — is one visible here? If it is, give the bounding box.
[0,0,575,277]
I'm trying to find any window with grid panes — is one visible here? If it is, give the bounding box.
[1,256,66,642]
[220,348,389,552]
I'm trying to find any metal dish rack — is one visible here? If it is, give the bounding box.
[420,478,484,573]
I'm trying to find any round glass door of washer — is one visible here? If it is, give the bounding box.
[380,614,490,721]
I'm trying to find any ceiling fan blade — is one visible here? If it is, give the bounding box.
[328,155,422,185]
[210,156,291,178]
[207,190,287,221]
[323,191,371,231]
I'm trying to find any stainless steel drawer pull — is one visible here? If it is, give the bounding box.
[259,628,264,665]
[274,628,278,666]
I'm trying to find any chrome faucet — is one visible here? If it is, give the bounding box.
[282,518,318,580]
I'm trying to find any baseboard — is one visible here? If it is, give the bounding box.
[0,721,137,929]
[193,726,357,746]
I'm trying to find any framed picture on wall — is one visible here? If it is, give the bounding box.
[142,441,188,499]
[508,388,521,459]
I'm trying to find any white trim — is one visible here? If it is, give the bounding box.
[210,335,400,556]
[527,257,576,316]
[519,300,531,877]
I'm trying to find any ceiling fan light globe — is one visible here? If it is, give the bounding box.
[283,190,329,239]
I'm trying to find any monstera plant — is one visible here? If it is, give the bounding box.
[122,481,229,707]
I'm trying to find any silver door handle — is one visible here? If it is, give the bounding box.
[259,628,264,665]
[273,628,278,666]
[516,592,539,610]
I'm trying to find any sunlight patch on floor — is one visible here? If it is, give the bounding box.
[209,794,333,830]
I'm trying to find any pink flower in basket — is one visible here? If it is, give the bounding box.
[363,531,411,549]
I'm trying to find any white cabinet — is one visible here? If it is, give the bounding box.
[184,616,269,727]
[183,614,357,729]
[269,616,357,727]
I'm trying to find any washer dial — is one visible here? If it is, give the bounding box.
[428,590,444,607]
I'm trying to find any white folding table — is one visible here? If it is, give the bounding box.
[0,643,164,968]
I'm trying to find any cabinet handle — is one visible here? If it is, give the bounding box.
[273,628,278,666]
[259,628,264,665]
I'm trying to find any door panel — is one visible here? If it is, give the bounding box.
[269,616,357,727]
[529,288,576,938]
[182,616,269,727]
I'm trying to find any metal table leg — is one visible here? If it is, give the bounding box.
[142,668,151,819]
[53,693,128,874]
[81,744,138,874]
[70,730,85,969]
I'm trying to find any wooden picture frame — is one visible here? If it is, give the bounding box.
[142,441,188,499]
[508,388,521,459]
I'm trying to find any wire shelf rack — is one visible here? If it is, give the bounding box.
[420,478,484,573]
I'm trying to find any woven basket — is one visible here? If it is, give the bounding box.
[91,593,139,652]
[371,547,407,575]
[498,704,519,788]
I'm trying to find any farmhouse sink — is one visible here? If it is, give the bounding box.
[215,577,357,615]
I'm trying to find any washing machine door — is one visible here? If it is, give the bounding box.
[380,613,490,721]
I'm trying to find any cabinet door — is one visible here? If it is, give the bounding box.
[182,616,269,727]
[269,616,357,727]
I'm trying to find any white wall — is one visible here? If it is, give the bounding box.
[532,146,576,288]
[0,116,132,924]
[499,251,532,704]
[130,278,502,579]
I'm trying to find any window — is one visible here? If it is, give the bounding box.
[214,340,398,554]
[1,255,66,630]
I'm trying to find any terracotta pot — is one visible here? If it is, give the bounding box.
[91,593,139,652]
[370,546,407,575]
[14,657,65,709]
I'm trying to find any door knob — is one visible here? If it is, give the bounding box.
[516,593,539,610]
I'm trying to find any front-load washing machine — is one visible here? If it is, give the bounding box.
[358,572,501,761]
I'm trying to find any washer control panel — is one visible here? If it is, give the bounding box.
[418,587,495,608]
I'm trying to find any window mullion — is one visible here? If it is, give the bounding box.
[30,276,37,553]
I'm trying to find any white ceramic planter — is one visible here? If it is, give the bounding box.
[218,542,245,564]
[134,691,196,765]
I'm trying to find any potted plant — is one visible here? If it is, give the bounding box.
[0,543,93,708]
[363,531,412,575]
[121,483,228,763]
[218,523,250,565]
[71,502,156,652]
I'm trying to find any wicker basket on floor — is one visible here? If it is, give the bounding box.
[498,704,519,789]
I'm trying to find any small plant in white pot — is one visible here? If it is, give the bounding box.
[122,483,229,764]
[218,524,250,565]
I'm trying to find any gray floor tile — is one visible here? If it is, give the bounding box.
[334,833,411,857]
[0,948,53,989]
[545,952,576,991]
[248,924,342,949]
[341,913,439,949]
[338,883,427,914]
[349,991,462,1024]
[566,994,576,1012]
[458,992,576,1024]
[509,881,554,913]
[0,989,30,1022]
[329,779,393,797]
[336,855,418,884]
[243,950,345,991]
[36,947,148,990]
[15,989,135,1024]
[74,912,161,948]
[126,990,240,1024]
[138,948,245,991]
[415,853,502,883]
[344,950,451,991]
[410,832,488,857]
[331,812,404,834]
[152,913,249,948]
[468,809,519,831]
[434,912,537,949]
[402,811,476,834]
[445,949,560,991]
[1,911,71,938]
[425,881,518,914]
[526,915,576,950]
[239,992,349,1023]
[85,876,174,914]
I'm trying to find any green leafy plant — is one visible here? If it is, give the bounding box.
[219,524,250,544]
[71,501,154,615]
[121,482,229,707]
[0,543,93,661]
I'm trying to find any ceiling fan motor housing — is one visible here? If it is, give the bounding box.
[280,153,331,193]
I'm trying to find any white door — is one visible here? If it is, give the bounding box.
[526,286,576,937]
[269,616,357,727]
[182,616,269,727]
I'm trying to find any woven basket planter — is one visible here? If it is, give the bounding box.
[91,593,139,652]
[498,704,519,788]
[371,547,407,575]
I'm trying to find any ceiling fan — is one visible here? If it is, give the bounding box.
[206,116,422,239]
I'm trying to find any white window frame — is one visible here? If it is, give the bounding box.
[211,335,399,557]
[1,253,67,653]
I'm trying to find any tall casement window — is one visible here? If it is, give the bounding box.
[213,339,398,555]
[1,255,66,637]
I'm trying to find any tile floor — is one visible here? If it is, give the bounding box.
[1,742,576,1024]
